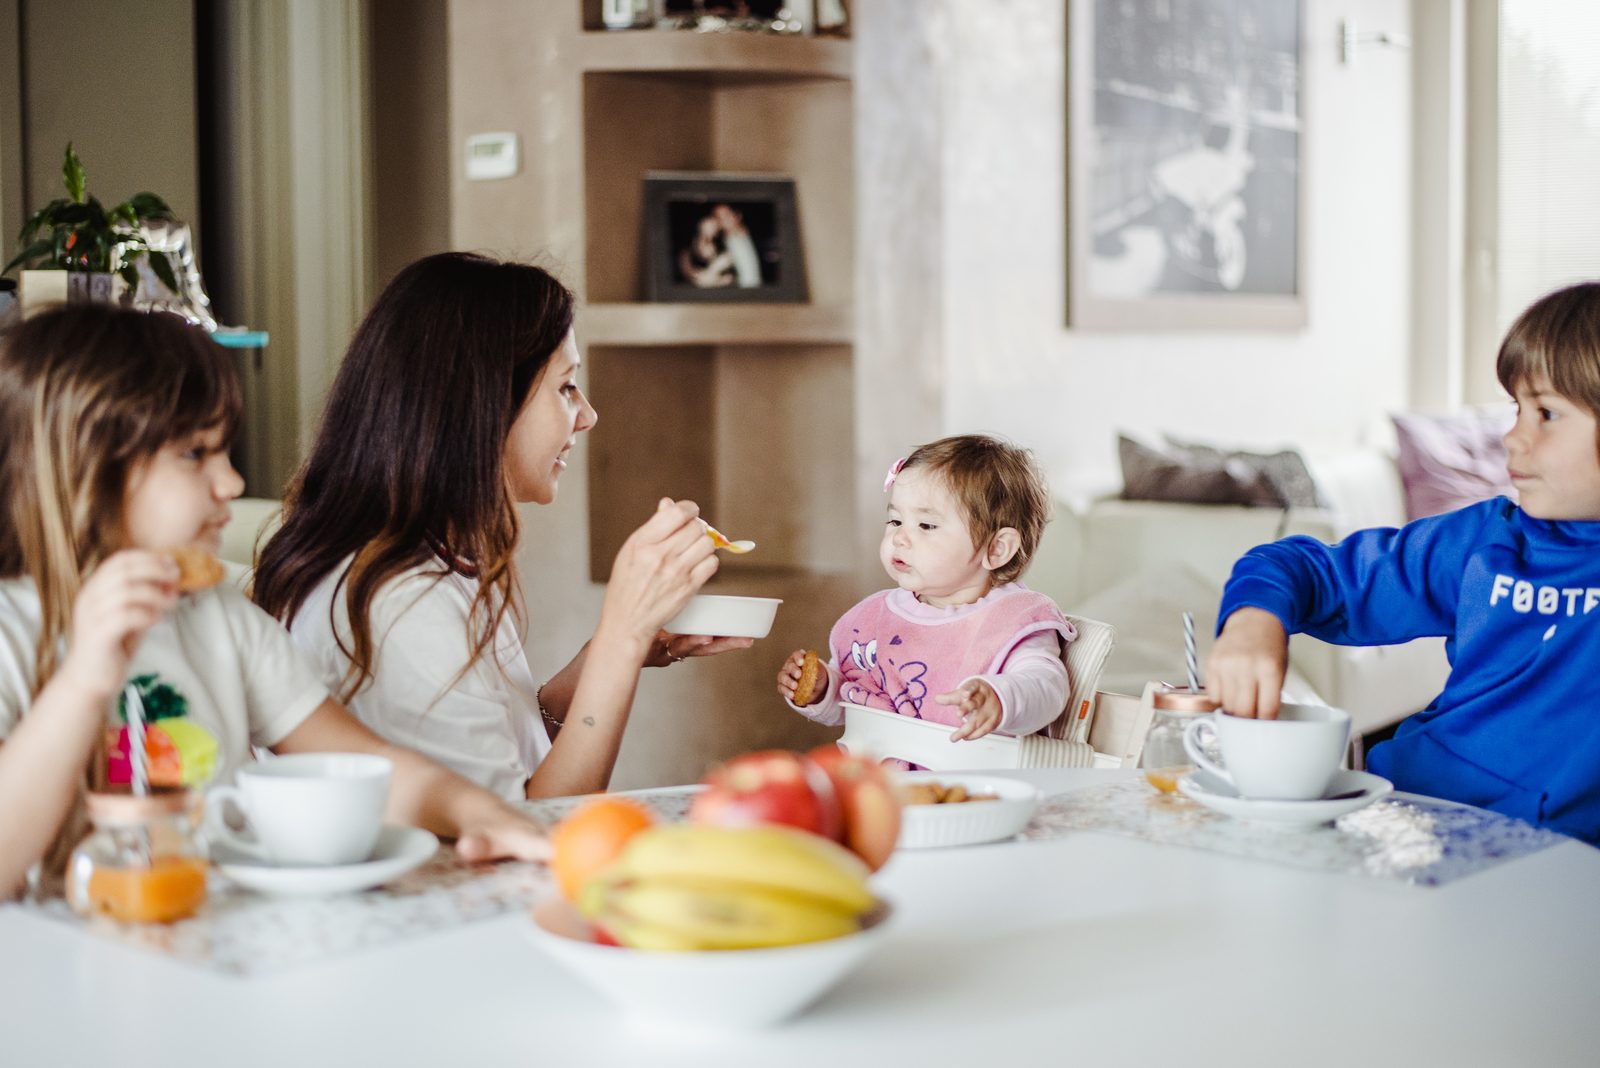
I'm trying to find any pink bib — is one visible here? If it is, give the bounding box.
[828,584,1074,727]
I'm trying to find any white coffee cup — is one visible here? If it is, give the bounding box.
[204,753,392,866]
[1182,704,1351,801]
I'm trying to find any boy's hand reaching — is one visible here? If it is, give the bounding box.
[1206,607,1290,719]
[936,680,1003,742]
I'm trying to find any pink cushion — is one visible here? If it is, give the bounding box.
[1391,408,1515,520]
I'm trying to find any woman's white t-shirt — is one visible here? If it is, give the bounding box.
[0,579,327,788]
[290,559,550,801]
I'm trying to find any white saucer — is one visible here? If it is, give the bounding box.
[1177,769,1393,829]
[896,772,1040,848]
[212,826,440,896]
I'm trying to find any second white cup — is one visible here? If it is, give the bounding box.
[204,753,393,866]
[1182,704,1351,801]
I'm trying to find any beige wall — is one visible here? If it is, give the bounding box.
[19,0,198,237]
[370,0,451,288]
[860,0,1419,503]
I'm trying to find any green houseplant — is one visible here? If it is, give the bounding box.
[3,143,180,295]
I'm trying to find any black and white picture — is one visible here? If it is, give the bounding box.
[643,173,808,303]
[1068,0,1306,328]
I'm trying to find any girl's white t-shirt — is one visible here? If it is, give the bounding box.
[0,579,328,787]
[289,559,550,801]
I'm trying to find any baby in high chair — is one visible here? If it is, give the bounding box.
[776,435,1076,753]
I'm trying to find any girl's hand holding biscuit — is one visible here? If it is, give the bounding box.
[937,679,1003,742]
[64,550,180,702]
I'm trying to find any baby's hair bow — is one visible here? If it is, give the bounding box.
[883,456,908,493]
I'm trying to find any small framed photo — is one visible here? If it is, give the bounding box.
[642,172,808,303]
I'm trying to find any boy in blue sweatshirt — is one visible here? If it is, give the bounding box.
[1207,282,1600,843]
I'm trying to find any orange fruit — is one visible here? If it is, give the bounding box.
[550,797,656,902]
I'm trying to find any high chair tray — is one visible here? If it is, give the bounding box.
[838,703,1101,770]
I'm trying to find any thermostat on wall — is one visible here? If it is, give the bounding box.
[464,132,520,180]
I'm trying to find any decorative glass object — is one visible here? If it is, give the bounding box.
[67,786,208,924]
[1141,686,1218,794]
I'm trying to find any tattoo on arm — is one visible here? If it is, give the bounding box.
[583,716,595,727]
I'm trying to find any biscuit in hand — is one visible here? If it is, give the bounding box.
[792,649,824,706]
[168,546,224,593]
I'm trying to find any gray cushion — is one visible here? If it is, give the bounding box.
[1118,435,1324,509]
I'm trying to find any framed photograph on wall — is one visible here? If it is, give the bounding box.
[643,172,808,303]
[1067,0,1307,329]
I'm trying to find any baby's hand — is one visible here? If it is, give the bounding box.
[1206,607,1290,718]
[936,680,1003,742]
[777,649,827,707]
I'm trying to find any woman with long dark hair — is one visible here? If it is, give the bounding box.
[253,253,748,800]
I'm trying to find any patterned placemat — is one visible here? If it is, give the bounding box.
[522,786,696,827]
[1023,781,1568,886]
[20,789,698,976]
[26,780,1555,973]
[27,846,551,976]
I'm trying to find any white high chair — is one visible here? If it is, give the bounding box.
[837,615,1157,770]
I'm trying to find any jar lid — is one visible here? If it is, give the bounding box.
[1152,686,1219,713]
[86,786,194,824]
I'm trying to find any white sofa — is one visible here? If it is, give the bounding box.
[1029,449,1451,753]
[219,497,282,587]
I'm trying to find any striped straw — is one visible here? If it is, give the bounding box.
[1182,612,1199,692]
[124,682,149,797]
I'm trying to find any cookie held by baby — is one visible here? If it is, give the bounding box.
[790,650,825,707]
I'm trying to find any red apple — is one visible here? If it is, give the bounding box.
[689,750,842,841]
[806,745,903,872]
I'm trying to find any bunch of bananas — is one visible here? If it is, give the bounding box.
[579,823,877,951]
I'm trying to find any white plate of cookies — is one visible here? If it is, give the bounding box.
[894,772,1041,849]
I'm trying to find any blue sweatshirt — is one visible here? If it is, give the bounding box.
[1219,497,1600,844]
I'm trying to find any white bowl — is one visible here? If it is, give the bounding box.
[896,772,1041,848]
[662,594,782,639]
[524,895,891,1030]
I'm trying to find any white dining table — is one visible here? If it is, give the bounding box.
[2,768,1597,1068]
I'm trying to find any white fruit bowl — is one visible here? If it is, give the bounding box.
[524,895,892,1030]
[662,594,782,639]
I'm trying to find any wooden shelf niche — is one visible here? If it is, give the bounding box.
[585,340,855,583]
[579,26,856,585]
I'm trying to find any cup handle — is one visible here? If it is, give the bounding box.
[202,785,270,861]
[1183,717,1230,783]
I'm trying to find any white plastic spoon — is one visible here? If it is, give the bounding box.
[704,522,756,554]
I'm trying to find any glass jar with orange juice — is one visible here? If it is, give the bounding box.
[1141,686,1218,794]
[68,786,208,924]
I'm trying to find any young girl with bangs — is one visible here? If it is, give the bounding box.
[0,305,548,899]
[252,253,747,802]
